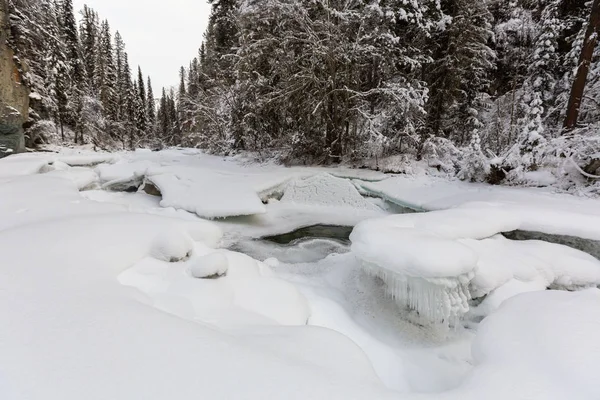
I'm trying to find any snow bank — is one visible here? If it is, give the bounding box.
[281,173,379,210]
[0,152,53,179]
[351,208,600,324]
[462,289,600,400]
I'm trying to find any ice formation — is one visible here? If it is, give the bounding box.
[362,261,474,325]
[351,208,600,325]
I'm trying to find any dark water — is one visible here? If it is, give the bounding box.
[262,225,354,245]
[503,230,600,260]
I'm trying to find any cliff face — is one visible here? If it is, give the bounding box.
[0,0,29,157]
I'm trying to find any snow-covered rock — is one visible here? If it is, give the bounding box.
[190,252,229,278]
[150,229,195,262]
[147,170,267,219]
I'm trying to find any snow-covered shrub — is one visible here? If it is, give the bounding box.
[421,136,462,173]
[458,131,490,182]
[24,120,59,147]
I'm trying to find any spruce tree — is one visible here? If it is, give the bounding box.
[59,0,86,140]
[79,5,98,91]
[147,77,157,133]
[99,20,117,120]
[136,67,148,133]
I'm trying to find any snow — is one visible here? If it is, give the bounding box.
[190,252,229,278]
[149,228,196,262]
[281,173,379,210]
[121,244,310,327]
[357,175,600,241]
[351,207,600,324]
[146,170,267,218]
[2,148,600,400]
[464,289,600,400]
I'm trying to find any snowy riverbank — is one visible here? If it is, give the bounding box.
[1,148,599,399]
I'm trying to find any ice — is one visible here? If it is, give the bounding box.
[351,217,479,278]
[362,261,473,326]
[190,252,229,278]
[351,207,600,324]
[281,173,379,210]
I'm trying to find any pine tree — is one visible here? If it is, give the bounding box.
[59,0,86,141]
[99,20,117,120]
[169,88,181,144]
[79,5,98,91]
[158,87,170,141]
[136,66,148,132]
[147,76,156,133]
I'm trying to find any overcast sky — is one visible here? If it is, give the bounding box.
[73,0,211,94]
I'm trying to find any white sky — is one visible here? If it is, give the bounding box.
[73,0,211,94]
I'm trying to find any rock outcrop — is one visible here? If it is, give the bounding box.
[0,0,29,158]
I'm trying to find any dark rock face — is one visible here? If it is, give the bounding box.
[0,0,29,158]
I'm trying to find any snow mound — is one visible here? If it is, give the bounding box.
[281,173,378,210]
[121,244,310,327]
[150,229,195,262]
[147,170,266,219]
[190,252,229,278]
[351,208,600,324]
[466,289,600,399]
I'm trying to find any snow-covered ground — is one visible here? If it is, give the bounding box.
[1,148,599,400]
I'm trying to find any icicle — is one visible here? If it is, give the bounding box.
[362,261,474,327]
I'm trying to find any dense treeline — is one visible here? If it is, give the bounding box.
[167,0,600,187]
[8,0,600,188]
[7,0,157,148]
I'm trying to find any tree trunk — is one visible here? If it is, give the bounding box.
[564,0,600,130]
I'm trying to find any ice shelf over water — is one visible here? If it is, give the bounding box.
[351,208,600,324]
